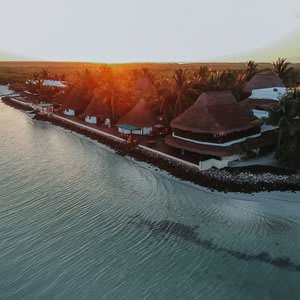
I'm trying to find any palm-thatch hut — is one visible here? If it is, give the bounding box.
[135,77,153,94]
[165,91,260,158]
[83,96,110,124]
[62,86,89,116]
[241,74,286,119]
[243,74,286,99]
[117,98,155,135]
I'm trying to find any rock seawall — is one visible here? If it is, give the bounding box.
[33,113,300,194]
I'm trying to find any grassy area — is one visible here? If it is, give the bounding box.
[2,61,299,84]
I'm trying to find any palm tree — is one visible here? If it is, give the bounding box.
[234,72,247,101]
[194,65,210,87]
[219,69,237,89]
[243,60,258,81]
[140,67,155,84]
[60,73,66,81]
[40,69,49,80]
[62,69,98,113]
[280,67,300,88]
[152,77,173,125]
[265,89,300,166]
[172,69,190,117]
[96,66,126,122]
[272,58,291,78]
[32,72,40,81]
[207,70,222,90]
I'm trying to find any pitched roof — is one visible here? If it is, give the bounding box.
[240,98,278,110]
[171,91,257,135]
[135,77,153,94]
[63,88,76,107]
[117,98,155,128]
[61,86,87,111]
[243,74,285,93]
[83,95,110,117]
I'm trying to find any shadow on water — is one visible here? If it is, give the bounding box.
[129,215,300,272]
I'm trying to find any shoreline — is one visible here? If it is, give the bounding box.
[2,97,300,194]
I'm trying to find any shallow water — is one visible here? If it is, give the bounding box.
[0,86,300,299]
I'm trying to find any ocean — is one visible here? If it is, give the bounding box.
[0,86,300,299]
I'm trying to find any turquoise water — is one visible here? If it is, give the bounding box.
[0,87,300,299]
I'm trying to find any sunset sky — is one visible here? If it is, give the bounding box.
[1,0,300,62]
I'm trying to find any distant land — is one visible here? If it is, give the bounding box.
[1,61,300,85]
[0,51,30,61]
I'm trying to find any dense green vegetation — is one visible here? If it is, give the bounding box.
[266,89,300,167]
[6,59,300,121]
[3,59,300,167]
[1,60,299,85]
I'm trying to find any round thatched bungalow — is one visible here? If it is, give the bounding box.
[117,98,155,135]
[135,77,153,94]
[243,74,286,100]
[83,96,110,125]
[166,91,261,159]
[61,86,89,116]
[241,74,286,120]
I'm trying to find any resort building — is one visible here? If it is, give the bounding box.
[37,103,54,114]
[242,74,286,99]
[63,108,76,116]
[135,77,153,95]
[241,74,286,120]
[83,96,110,125]
[26,80,67,88]
[42,80,66,88]
[165,91,261,161]
[61,86,87,116]
[117,98,155,135]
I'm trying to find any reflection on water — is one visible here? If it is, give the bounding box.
[129,215,300,272]
[0,89,300,299]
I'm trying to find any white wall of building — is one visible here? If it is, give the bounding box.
[118,127,141,135]
[85,116,97,124]
[63,109,75,116]
[251,87,287,100]
[252,109,269,119]
[172,132,261,147]
[117,126,153,135]
[199,158,229,171]
[141,127,152,135]
[199,154,245,171]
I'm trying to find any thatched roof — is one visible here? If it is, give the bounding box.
[240,98,278,110]
[117,98,155,128]
[61,86,88,112]
[135,77,153,94]
[84,95,110,117]
[171,91,257,135]
[243,74,285,93]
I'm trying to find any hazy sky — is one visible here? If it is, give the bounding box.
[1,0,300,62]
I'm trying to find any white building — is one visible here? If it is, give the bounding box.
[83,95,111,125]
[84,115,97,124]
[251,87,287,100]
[37,103,53,114]
[63,108,76,116]
[242,74,287,119]
[117,99,155,135]
[26,80,67,88]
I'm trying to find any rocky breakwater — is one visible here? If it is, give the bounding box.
[32,113,300,194]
